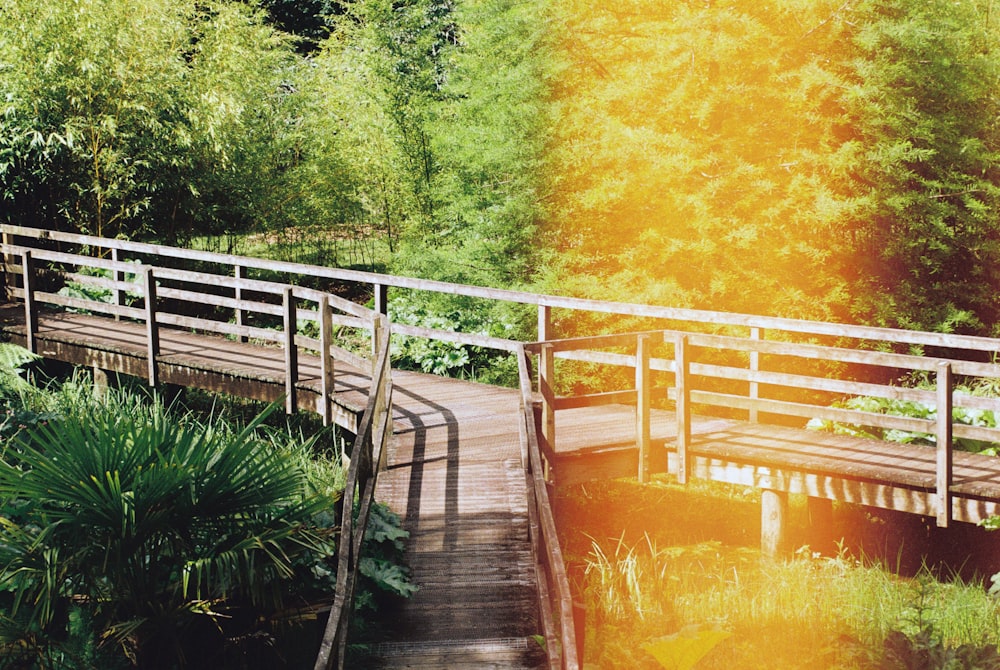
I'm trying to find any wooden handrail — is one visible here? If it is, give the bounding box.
[0,229,579,668]
[526,326,999,529]
[314,314,393,670]
[6,223,1000,355]
[8,224,1000,657]
[517,345,580,670]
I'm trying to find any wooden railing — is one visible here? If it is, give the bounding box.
[0,227,394,670]
[314,313,393,670]
[1,230,379,421]
[525,327,1000,528]
[516,345,580,670]
[0,225,581,670]
[9,223,1000,360]
[10,225,1000,665]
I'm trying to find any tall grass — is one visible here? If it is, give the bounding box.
[582,534,1000,668]
[558,479,1000,669]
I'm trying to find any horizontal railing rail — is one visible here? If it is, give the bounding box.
[5,224,1000,358]
[314,315,393,670]
[0,227,577,669]
[1,243,378,422]
[10,224,1000,666]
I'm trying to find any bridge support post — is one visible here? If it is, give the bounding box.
[761,489,788,558]
[319,295,334,426]
[374,283,388,316]
[538,303,551,341]
[636,334,651,483]
[539,343,556,462]
[749,327,762,423]
[936,361,953,528]
[283,286,298,415]
[1,230,11,301]
[21,250,37,354]
[143,267,159,387]
[674,334,691,484]
[93,366,109,399]
[111,248,125,321]
[235,265,248,343]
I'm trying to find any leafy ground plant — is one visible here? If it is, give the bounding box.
[0,390,337,669]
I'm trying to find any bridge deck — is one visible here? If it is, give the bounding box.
[7,305,1000,528]
[551,404,1000,524]
[0,306,547,668]
[373,373,546,668]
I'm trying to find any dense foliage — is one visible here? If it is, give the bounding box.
[542,0,1000,334]
[0,350,414,669]
[4,0,1000,334]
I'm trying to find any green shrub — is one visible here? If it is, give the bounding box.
[0,392,337,668]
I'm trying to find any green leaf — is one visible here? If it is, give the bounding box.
[358,557,419,599]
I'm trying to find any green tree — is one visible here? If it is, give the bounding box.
[0,0,305,243]
[840,0,1000,334]
[542,0,855,322]
[405,0,553,286]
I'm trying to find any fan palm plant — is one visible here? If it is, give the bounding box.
[0,390,339,668]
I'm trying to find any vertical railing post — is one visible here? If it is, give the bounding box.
[21,250,37,354]
[537,303,551,342]
[749,327,762,423]
[0,230,16,302]
[1,230,13,301]
[235,265,248,343]
[371,309,382,364]
[375,315,392,473]
[111,247,125,320]
[674,333,691,485]
[936,361,953,528]
[319,295,334,427]
[143,267,159,387]
[636,334,651,483]
[283,286,298,415]
[374,283,388,316]
[539,342,556,459]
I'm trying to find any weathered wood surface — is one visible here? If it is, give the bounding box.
[548,403,1000,524]
[10,222,1000,357]
[372,373,547,669]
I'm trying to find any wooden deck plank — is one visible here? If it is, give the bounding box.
[374,373,546,668]
[549,401,1000,524]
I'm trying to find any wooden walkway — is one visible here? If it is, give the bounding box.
[373,373,546,668]
[550,404,1000,526]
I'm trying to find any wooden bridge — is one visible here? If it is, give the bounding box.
[4,225,1000,669]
